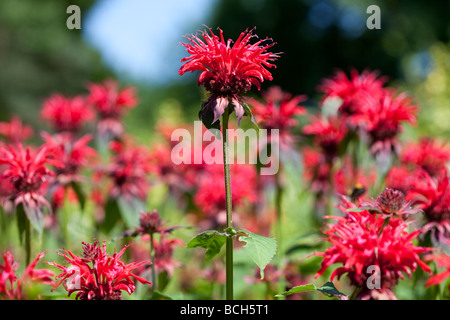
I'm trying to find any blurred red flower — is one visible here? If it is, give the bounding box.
[41,94,94,133]
[179,27,279,124]
[0,251,54,300]
[0,116,33,143]
[318,68,387,120]
[425,253,450,289]
[48,240,151,300]
[87,79,138,138]
[247,86,306,148]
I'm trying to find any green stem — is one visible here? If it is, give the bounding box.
[25,217,31,265]
[274,161,283,256]
[150,232,157,291]
[222,108,233,300]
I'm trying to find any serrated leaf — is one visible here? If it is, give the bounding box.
[187,230,227,261]
[117,196,145,228]
[238,231,277,279]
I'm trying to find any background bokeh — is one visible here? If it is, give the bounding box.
[1,0,449,141]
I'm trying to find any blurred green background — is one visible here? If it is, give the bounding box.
[0,0,449,142]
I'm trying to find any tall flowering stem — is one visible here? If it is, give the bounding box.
[222,108,233,300]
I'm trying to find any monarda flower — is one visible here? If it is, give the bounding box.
[179,27,279,125]
[315,208,431,300]
[407,169,450,246]
[87,80,138,139]
[352,89,418,157]
[41,94,94,134]
[47,240,151,300]
[194,163,258,222]
[0,144,64,231]
[318,68,387,120]
[302,115,348,161]
[246,86,306,149]
[400,137,450,178]
[425,253,450,290]
[42,132,97,185]
[0,251,54,300]
[356,187,423,218]
[0,116,33,143]
[99,141,154,201]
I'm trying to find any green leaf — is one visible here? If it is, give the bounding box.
[150,290,173,300]
[238,231,277,279]
[187,230,227,261]
[70,181,86,211]
[21,202,44,237]
[316,282,348,299]
[275,284,317,297]
[117,196,145,228]
[242,102,259,131]
[275,281,348,300]
[102,198,121,233]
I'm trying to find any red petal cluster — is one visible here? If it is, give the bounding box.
[48,240,151,300]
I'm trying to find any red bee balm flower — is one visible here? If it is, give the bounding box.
[318,69,387,119]
[41,94,94,133]
[48,240,151,300]
[425,253,450,289]
[247,86,306,148]
[315,208,431,300]
[0,144,64,226]
[0,116,33,143]
[179,27,279,124]
[87,80,138,139]
[0,251,54,300]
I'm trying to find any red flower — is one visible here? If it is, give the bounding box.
[352,89,418,156]
[0,251,54,300]
[41,94,94,133]
[315,205,431,300]
[425,253,450,289]
[42,132,97,185]
[0,143,64,214]
[318,68,387,119]
[400,137,450,177]
[152,232,184,276]
[301,147,332,195]
[47,240,151,300]
[302,115,348,160]
[179,27,279,124]
[407,170,450,245]
[0,116,33,143]
[100,141,154,201]
[87,80,138,138]
[247,86,306,148]
[194,163,258,220]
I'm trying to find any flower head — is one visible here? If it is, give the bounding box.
[315,207,431,300]
[0,143,64,211]
[0,251,54,300]
[425,253,450,289]
[48,240,151,300]
[0,116,33,143]
[247,86,306,148]
[41,94,94,133]
[179,27,279,124]
[318,68,387,119]
[87,80,138,139]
